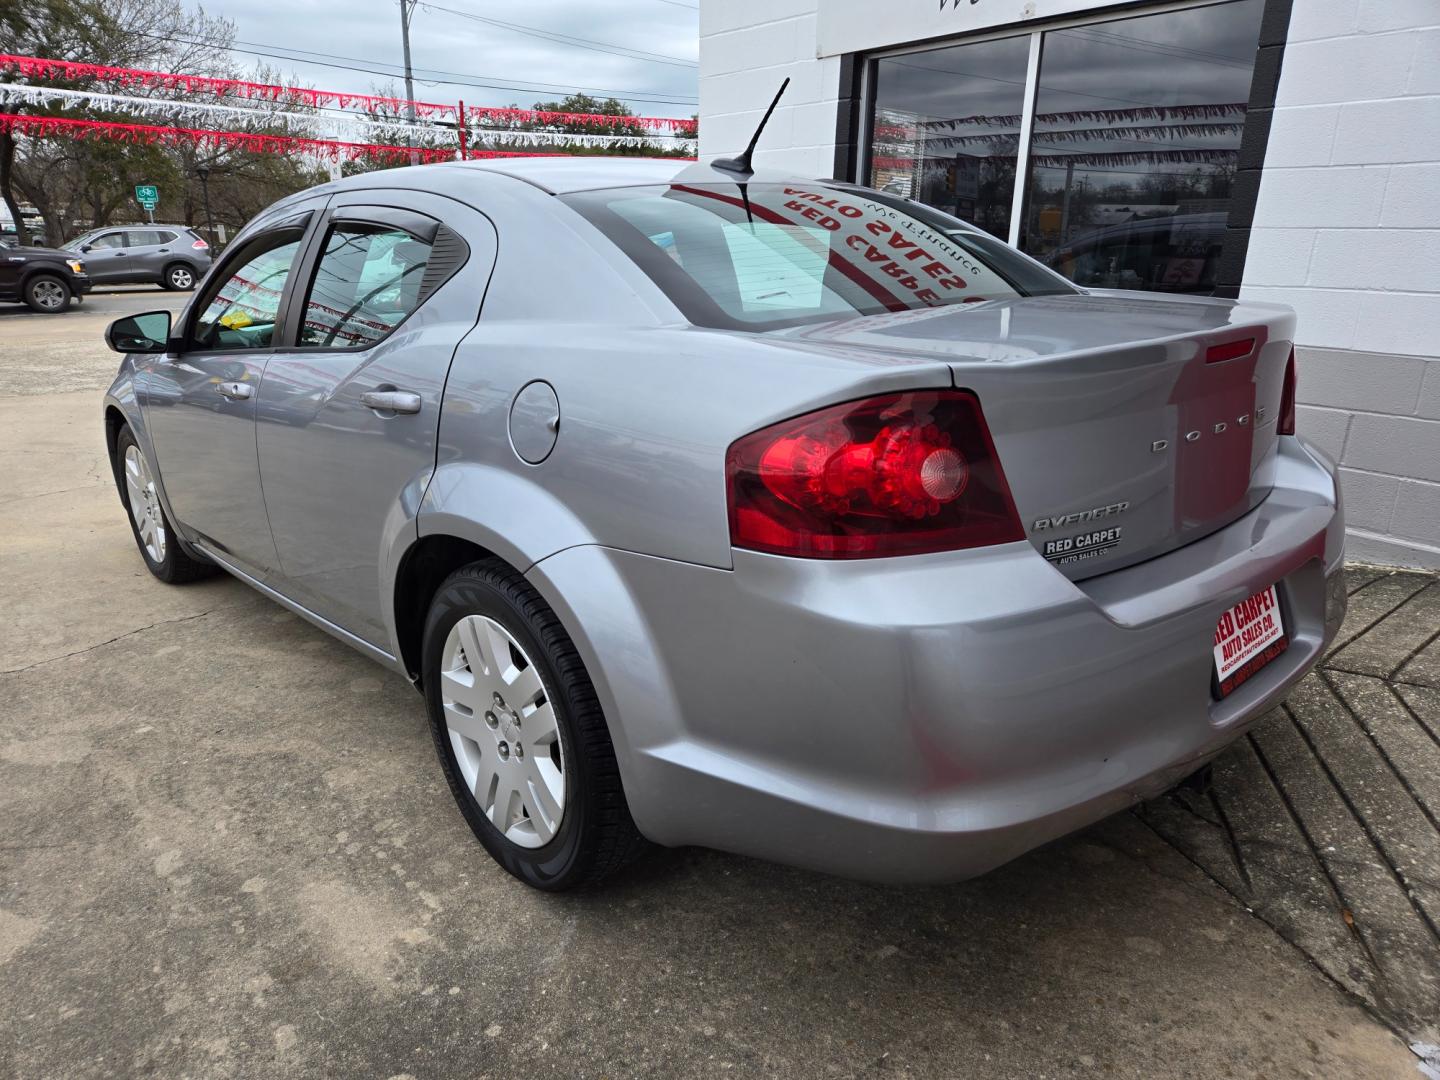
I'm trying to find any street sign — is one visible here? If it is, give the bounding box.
[134,184,158,222]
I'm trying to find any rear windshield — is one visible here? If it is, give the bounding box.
[563,182,1075,331]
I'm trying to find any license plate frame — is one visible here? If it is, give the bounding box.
[1212,584,1288,699]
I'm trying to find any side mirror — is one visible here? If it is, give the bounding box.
[106,310,173,354]
[80,244,93,253]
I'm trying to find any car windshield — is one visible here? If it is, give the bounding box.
[563,182,1075,331]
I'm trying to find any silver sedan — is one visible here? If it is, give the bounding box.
[100,158,1345,890]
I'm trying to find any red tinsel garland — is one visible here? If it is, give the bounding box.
[0,53,697,135]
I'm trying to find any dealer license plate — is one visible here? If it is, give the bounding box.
[1213,584,1288,698]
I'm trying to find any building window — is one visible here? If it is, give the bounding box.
[869,34,1031,242]
[864,0,1266,295]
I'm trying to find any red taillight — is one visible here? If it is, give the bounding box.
[1278,347,1297,435]
[191,238,209,250]
[726,390,1024,559]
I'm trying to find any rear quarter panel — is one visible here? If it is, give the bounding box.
[422,182,956,571]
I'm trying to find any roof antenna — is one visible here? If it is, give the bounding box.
[712,78,790,175]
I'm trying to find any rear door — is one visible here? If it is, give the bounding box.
[83,229,132,284]
[131,229,176,280]
[254,190,495,644]
[140,206,323,577]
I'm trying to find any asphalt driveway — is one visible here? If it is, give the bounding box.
[0,318,1434,1078]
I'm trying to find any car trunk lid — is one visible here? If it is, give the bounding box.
[771,291,1297,579]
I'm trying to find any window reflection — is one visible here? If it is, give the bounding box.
[1020,0,1264,292]
[868,34,1031,241]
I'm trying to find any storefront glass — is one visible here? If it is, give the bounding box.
[1022,0,1264,292]
[864,0,1265,295]
[868,34,1031,241]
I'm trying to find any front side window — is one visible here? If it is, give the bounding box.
[565,182,1073,331]
[87,232,126,250]
[298,224,434,348]
[190,228,305,350]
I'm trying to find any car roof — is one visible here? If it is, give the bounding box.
[425,157,809,195]
[81,223,193,231]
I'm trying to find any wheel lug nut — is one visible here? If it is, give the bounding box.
[515,744,524,759]
[484,711,497,728]
[498,742,509,759]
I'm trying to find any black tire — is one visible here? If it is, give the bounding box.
[112,425,217,584]
[161,263,196,291]
[422,559,649,890]
[23,273,70,313]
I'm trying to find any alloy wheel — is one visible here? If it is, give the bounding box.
[123,444,166,562]
[440,614,566,848]
[32,280,65,310]
[170,268,194,289]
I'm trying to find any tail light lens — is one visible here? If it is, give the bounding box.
[1278,347,1297,436]
[191,238,209,250]
[726,390,1024,559]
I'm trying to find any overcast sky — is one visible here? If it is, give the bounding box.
[191,0,699,119]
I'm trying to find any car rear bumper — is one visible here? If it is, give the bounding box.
[529,435,1344,883]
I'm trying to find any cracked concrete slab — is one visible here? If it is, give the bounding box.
[1146,567,1440,1062]
[1,378,1429,1070]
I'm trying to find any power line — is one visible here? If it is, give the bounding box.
[417,3,699,68]
[122,29,697,109]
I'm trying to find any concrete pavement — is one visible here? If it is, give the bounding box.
[0,287,187,397]
[0,325,1432,1077]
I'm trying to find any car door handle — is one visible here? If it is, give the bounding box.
[216,381,253,400]
[157,248,170,253]
[360,390,422,415]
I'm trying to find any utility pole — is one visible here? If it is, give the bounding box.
[195,165,216,249]
[400,0,420,165]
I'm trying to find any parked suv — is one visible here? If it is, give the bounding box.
[0,236,92,312]
[66,224,212,290]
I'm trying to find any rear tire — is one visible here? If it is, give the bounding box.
[161,263,196,291]
[23,274,70,313]
[113,425,217,584]
[422,559,649,890]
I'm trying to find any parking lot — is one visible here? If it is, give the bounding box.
[1,292,1436,1078]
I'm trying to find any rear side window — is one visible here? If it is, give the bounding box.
[298,224,434,348]
[564,182,1075,331]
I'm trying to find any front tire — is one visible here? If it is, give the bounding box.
[24,274,70,313]
[113,425,216,584]
[162,263,196,291]
[422,559,648,890]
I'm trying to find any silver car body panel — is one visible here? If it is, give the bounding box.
[104,158,1345,882]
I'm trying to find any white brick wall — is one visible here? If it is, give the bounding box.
[699,0,840,177]
[1242,0,1440,568]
